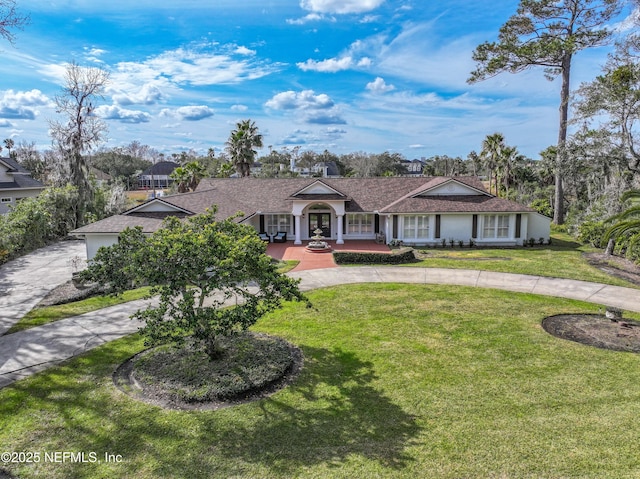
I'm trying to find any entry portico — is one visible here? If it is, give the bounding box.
[290,181,347,245]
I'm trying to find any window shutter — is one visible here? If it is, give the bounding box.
[374,214,380,233]
[393,215,398,238]
[342,215,346,231]
[259,215,265,233]
[515,214,521,239]
[435,215,441,239]
[472,214,478,239]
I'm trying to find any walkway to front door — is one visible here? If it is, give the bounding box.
[266,240,391,272]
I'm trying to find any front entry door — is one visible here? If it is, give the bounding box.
[309,213,331,238]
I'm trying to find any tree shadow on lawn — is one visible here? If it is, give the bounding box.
[0,341,421,478]
[206,345,422,474]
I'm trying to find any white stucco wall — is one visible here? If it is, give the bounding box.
[527,213,552,241]
[0,189,44,215]
[84,234,120,260]
[440,214,473,242]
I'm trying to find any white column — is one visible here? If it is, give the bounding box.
[294,214,302,245]
[336,214,344,244]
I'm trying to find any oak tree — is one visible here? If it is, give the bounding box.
[80,208,309,360]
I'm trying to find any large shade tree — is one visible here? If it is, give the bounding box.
[79,208,308,360]
[468,0,625,224]
[49,61,110,226]
[225,119,263,177]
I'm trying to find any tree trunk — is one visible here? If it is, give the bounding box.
[554,54,571,225]
[605,238,615,256]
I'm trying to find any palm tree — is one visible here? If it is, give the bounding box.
[170,166,191,193]
[604,189,640,257]
[3,138,14,158]
[480,133,505,195]
[170,161,207,193]
[185,161,207,191]
[225,120,263,177]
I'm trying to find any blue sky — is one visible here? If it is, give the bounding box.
[0,0,634,160]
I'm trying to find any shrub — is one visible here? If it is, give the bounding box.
[577,220,606,248]
[333,248,417,265]
[0,185,80,264]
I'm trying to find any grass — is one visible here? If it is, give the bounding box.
[410,231,637,287]
[2,284,640,478]
[4,287,152,335]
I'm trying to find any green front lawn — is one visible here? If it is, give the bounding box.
[2,284,640,478]
[410,231,637,287]
[4,287,152,335]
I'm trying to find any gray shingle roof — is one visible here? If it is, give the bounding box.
[72,176,538,236]
[0,157,45,191]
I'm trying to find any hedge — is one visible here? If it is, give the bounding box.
[333,247,417,265]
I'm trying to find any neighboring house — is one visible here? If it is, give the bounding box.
[401,159,425,176]
[89,167,113,187]
[137,161,180,189]
[294,161,341,178]
[71,176,551,259]
[0,157,46,214]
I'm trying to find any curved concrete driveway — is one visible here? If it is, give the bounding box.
[0,240,86,335]
[0,266,639,389]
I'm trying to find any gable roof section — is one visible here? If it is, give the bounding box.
[125,197,195,215]
[412,177,489,197]
[0,157,45,191]
[290,179,348,198]
[70,214,171,235]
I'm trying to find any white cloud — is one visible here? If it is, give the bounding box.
[366,77,395,94]
[300,0,384,14]
[160,105,215,121]
[95,105,151,123]
[0,89,52,121]
[286,13,324,25]
[231,104,248,112]
[306,111,347,124]
[112,45,278,87]
[265,90,346,125]
[234,46,256,55]
[297,55,371,72]
[175,105,215,120]
[265,90,334,110]
[111,83,165,106]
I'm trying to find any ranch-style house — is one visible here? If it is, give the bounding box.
[71,176,551,260]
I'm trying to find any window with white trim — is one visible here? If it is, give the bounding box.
[346,213,373,235]
[265,214,293,235]
[402,215,429,239]
[483,214,510,239]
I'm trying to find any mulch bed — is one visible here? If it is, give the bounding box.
[37,280,102,307]
[543,314,640,353]
[113,337,304,411]
[584,252,640,287]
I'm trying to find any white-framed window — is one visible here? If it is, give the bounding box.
[347,213,373,235]
[265,214,293,235]
[1,197,12,203]
[403,215,430,239]
[483,214,510,239]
